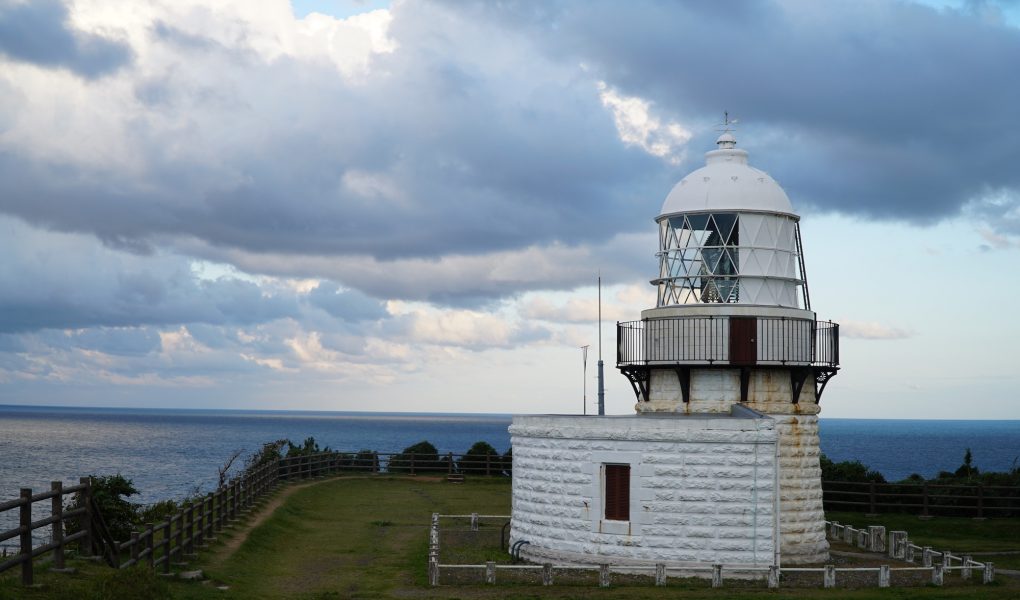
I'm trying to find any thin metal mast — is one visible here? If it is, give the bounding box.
[597,275,605,416]
[581,345,589,415]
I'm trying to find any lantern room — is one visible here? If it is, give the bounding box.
[654,133,809,309]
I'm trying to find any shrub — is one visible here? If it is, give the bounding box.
[65,474,140,543]
[388,440,442,473]
[819,454,886,483]
[457,441,500,475]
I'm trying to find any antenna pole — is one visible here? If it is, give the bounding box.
[597,275,605,416]
[581,345,589,415]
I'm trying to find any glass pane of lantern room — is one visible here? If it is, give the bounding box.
[713,213,738,245]
[686,214,710,245]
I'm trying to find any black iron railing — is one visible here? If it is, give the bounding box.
[617,315,839,367]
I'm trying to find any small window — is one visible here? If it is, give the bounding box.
[604,464,630,521]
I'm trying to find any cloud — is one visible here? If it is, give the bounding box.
[458,0,1020,231]
[0,216,297,333]
[0,0,132,78]
[0,0,663,271]
[839,320,913,340]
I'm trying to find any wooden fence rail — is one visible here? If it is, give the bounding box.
[822,480,1020,518]
[1,448,513,585]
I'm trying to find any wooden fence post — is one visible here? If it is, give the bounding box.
[485,454,491,476]
[51,481,64,570]
[977,484,984,519]
[447,452,453,474]
[372,452,379,473]
[922,484,930,517]
[868,481,877,515]
[410,452,416,475]
[130,531,140,565]
[79,477,93,557]
[146,523,154,569]
[19,488,33,586]
[163,517,172,574]
[185,502,195,554]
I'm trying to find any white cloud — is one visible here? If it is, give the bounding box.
[596,81,691,164]
[839,320,913,340]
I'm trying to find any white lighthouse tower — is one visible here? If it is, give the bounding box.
[509,130,839,569]
[617,128,839,564]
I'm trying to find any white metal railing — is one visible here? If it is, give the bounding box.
[428,513,997,589]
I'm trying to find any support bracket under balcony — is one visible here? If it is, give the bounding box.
[739,367,751,405]
[620,366,650,403]
[674,367,691,404]
[790,367,811,404]
[814,367,839,403]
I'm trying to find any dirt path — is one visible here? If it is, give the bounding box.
[205,479,324,566]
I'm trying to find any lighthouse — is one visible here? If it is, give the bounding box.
[617,129,839,564]
[509,129,839,568]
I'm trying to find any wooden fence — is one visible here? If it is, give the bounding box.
[0,448,510,586]
[822,480,1020,517]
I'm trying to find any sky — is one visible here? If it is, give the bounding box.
[0,0,1018,419]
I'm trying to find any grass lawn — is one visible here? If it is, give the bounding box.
[4,476,1019,599]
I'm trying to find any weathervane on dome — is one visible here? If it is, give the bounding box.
[718,110,739,129]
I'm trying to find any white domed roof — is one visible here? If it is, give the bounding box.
[659,134,795,218]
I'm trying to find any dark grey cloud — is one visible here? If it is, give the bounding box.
[0,0,132,78]
[457,0,1020,225]
[0,1,665,268]
[0,218,301,333]
[307,282,387,321]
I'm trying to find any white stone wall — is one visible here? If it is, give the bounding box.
[510,414,778,567]
[637,367,829,564]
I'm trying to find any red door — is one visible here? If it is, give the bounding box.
[729,317,757,365]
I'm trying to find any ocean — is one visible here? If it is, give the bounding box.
[2,404,1019,506]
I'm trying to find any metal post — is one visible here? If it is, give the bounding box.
[597,275,605,416]
[983,562,995,584]
[823,564,835,588]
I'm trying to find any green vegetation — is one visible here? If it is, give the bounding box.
[387,440,443,473]
[5,474,1019,599]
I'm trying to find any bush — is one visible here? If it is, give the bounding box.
[66,474,140,543]
[457,441,500,475]
[388,440,442,473]
[820,454,886,483]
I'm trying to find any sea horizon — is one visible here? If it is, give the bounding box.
[3,403,1018,422]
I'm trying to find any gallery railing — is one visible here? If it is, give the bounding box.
[617,315,839,368]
